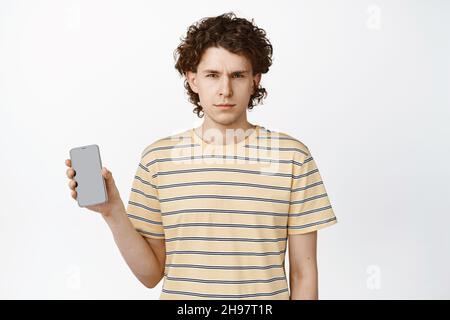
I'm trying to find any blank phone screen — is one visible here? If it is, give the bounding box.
[69,144,108,207]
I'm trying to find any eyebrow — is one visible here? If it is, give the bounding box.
[202,69,249,75]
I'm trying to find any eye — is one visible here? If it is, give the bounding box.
[233,74,244,78]
[206,74,218,78]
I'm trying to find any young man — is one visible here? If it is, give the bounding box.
[66,12,337,300]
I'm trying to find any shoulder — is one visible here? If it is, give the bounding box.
[259,126,311,158]
[140,128,192,164]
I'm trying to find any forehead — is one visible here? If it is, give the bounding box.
[197,46,252,71]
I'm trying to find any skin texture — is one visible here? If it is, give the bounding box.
[288,231,319,300]
[187,46,261,144]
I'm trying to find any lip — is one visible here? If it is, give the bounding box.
[214,104,236,108]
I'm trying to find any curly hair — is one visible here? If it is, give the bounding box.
[173,12,273,118]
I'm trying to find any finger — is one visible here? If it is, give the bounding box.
[65,159,72,167]
[66,168,75,178]
[102,167,109,178]
[69,180,77,190]
[71,190,77,199]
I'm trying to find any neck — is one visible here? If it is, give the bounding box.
[196,116,256,145]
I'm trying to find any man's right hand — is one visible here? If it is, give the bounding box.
[65,159,126,217]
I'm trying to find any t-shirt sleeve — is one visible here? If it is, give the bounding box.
[126,155,165,239]
[287,146,338,235]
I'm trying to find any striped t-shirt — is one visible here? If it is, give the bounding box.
[126,124,337,300]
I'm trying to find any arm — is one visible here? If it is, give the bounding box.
[65,160,165,288]
[103,207,165,288]
[288,231,318,300]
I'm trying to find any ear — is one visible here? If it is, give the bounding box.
[252,73,262,93]
[186,71,199,94]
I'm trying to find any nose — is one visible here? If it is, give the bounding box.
[219,76,233,97]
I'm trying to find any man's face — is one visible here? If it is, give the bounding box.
[187,46,261,126]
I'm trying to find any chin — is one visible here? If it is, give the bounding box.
[210,114,242,126]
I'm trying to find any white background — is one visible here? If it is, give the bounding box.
[1,0,449,299]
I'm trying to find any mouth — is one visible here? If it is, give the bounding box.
[214,104,236,109]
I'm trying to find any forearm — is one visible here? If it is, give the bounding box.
[289,270,318,300]
[103,208,163,288]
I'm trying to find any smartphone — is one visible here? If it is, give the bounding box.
[69,144,108,207]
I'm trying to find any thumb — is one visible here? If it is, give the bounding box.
[102,167,112,181]
[102,167,117,193]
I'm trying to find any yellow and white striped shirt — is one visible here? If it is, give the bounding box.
[126,124,337,299]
